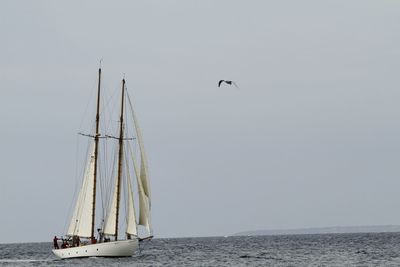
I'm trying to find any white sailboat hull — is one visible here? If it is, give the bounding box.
[52,239,139,259]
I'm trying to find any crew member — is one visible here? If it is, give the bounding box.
[53,236,59,249]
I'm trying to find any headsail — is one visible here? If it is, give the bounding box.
[67,144,96,238]
[128,94,152,234]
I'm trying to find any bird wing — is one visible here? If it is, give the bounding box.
[218,80,224,87]
[232,81,239,88]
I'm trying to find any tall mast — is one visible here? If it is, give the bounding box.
[114,78,125,240]
[91,67,101,240]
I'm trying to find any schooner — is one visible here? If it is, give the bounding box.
[52,68,152,259]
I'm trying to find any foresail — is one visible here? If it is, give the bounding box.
[67,144,95,238]
[128,97,152,234]
[139,150,150,200]
[130,147,151,234]
[138,180,151,232]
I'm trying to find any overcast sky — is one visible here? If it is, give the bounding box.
[1,1,400,243]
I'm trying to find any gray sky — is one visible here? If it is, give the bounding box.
[1,1,400,243]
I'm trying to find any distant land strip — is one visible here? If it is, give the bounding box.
[233,225,400,236]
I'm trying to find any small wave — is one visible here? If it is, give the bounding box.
[239,255,252,258]
[239,254,283,260]
[0,259,53,263]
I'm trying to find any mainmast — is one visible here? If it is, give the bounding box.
[114,78,125,240]
[91,67,101,240]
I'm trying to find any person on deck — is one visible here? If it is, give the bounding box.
[53,236,59,249]
[72,235,81,247]
[97,228,103,243]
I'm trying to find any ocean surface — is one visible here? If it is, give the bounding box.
[1,233,400,266]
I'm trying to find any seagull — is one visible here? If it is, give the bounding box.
[218,80,239,88]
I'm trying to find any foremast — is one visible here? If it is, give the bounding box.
[91,67,101,240]
[66,68,102,239]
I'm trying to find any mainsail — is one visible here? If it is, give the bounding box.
[67,144,96,238]
[103,168,119,236]
[125,158,138,236]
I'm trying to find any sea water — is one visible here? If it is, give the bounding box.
[1,233,400,266]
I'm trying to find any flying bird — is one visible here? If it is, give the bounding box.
[218,80,239,88]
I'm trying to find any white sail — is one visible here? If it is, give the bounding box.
[103,168,119,236]
[130,144,151,233]
[127,97,151,233]
[125,161,138,236]
[139,150,150,199]
[137,176,151,232]
[67,144,96,238]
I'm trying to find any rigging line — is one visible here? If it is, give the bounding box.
[105,149,113,230]
[126,139,137,195]
[102,133,111,225]
[100,82,119,229]
[98,95,106,226]
[80,140,93,229]
[100,103,114,222]
[97,142,102,225]
[124,145,136,229]
[106,145,114,208]
[127,133,140,191]
[104,141,118,228]
[102,140,109,228]
[131,142,140,200]
[123,95,135,148]
[127,138,139,215]
[63,134,82,235]
[102,81,120,137]
[123,148,129,227]
[126,91,142,151]
[123,150,129,229]
[78,77,97,132]
[109,142,117,202]
[102,138,108,225]
[127,138,142,220]
[97,139,105,227]
[69,135,92,235]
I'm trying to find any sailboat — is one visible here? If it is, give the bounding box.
[52,68,152,259]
